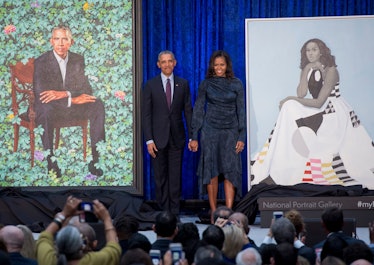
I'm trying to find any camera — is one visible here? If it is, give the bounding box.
[78,202,98,223]
[149,249,161,265]
[169,243,183,264]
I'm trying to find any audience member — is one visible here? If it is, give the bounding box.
[193,245,223,264]
[260,217,316,265]
[314,207,365,250]
[127,232,152,253]
[201,224,225,251]
[222,223,246,264]
[321,256,346,265]
[0,225,37,265]
[228,212,258,249]
[195,257,228,265]
[173,222,200,265]
[36,195,121,265]
[284,210,316,264]
[0,250,11,265]
[151,211,178,257]
[235,247,262,265]
[16,224,37,260]
[114,214,140,256]
[342,241,374,265]
[213,206,234,225]
[298,255,311,265]
[120,248,153,265]
[68,215,105,252]
[273,242,298,265]
[320,233,348,262]
[258,243,276,265]
[350,259,372,265]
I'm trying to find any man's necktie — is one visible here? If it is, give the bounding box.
[166,78,171,109]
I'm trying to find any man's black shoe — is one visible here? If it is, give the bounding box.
[47,155,61,178]
[88,161,103,176]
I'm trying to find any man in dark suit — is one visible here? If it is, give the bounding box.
[314,207,365,250]
[151,211,178,258]
[142,50,192,214]
[33,25,105,177]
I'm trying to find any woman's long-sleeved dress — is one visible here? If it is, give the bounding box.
[192,77,246,196]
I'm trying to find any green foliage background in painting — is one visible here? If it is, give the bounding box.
[0,0,134,186]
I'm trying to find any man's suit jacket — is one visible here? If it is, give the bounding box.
[33,50,92,112]
[142,74,192,149]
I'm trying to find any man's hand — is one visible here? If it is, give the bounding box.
[147,142,158,158]
[188,140,198,152]
[40,90,69,103]
[71,94,97,104]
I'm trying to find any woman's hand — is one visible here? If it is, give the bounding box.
[61,195,82,218]
[235,141,245,154]
[279,96,298,110]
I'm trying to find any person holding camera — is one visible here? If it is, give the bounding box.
[36,195,121,265]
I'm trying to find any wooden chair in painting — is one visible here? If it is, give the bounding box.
[10,59,88,167]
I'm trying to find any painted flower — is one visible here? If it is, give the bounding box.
[83,2,93,11]
[34,150,44,161]
[85,173,97,180]
[115,33,123,39]
[4,24,16,35]
[6,113,14,121]
[115,91,126,101]
[31,1,41,8]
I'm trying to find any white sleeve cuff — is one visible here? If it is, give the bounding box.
[67,91,72,107]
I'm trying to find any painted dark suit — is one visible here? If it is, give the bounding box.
[33,50,105,162]
[142,74,192,214]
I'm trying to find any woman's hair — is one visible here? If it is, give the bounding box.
[206,50,235,79]
[221,224,245,259]
[16,225,36,259]
[284,209,305,238]
[300,38,337,69]
[56,225,84,265]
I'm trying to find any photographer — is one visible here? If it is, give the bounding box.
[36,196,121,265]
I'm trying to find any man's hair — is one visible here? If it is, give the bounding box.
[114,214,139,238]
[273,242,298,265]
[229,212,250,234]
[193,245,222,264]
[236,247,262,265]
[201,224,225,250]
[343,241,374,265]
[158,50,175,61]
[321,207,344,232]
[271,217,296,244]
[321,233,348,261]
[0,225,24,251]
[212,205,234,223]
[173,222,200,244]
[51,25,73,40]
[154,211,177,237]
[120,248,152,265]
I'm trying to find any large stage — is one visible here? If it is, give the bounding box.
[1,183,374,232]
